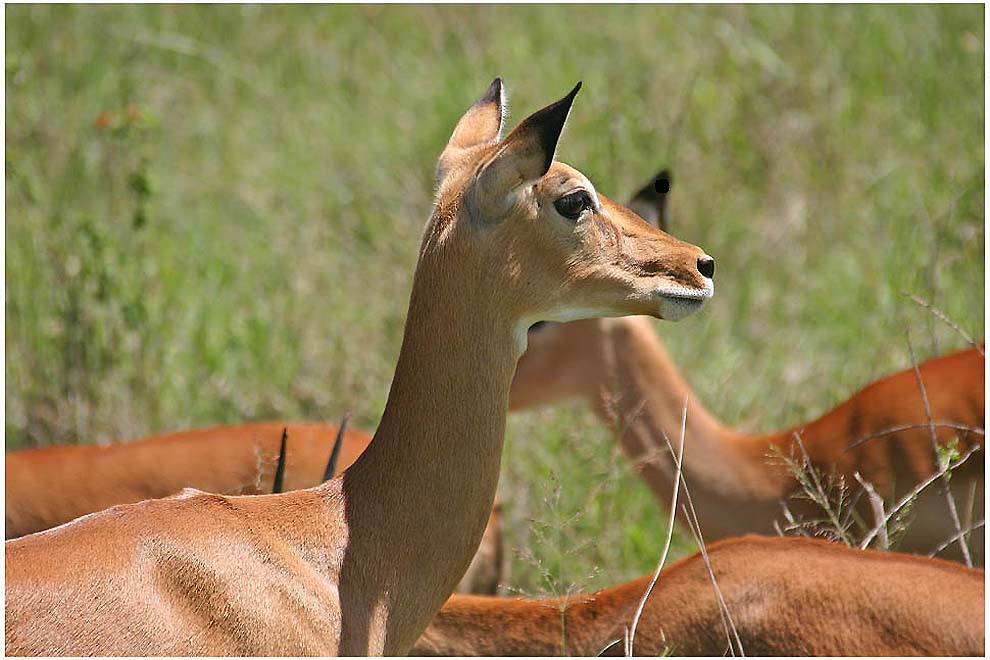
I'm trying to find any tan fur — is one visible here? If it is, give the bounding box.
[5,80,714,656]
[4,423,500,595]
[412,535,985,656]
[4,422,368,539]
[511,316,984,558]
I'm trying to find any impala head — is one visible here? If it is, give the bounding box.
[427,79,714,345]
[508,168,686,410]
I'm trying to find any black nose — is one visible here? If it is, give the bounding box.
[697,256,715,279]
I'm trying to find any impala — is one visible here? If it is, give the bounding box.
[7,168,982,565]
[510,176,984,561]
[5,79,715,655]
[412,535,985,656]
[1,172,674,542]
[5,422,368,538]
[3,174,669,602]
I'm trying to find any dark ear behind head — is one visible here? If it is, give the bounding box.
[655,170,671,194]
[628,168,672,231]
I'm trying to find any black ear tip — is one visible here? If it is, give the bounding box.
[654,172,671,194]
[479,77,504,105]
[553,81,582,116]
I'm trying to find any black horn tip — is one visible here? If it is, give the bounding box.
[272,427,288,494]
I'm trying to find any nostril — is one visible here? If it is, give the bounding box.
[697,256,715,279]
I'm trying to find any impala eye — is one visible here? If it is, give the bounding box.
[553,190,592,221]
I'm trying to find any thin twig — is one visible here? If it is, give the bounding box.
[627,397,687,656]
[660,429,743,656]
[903,292,983,357]
[928,519,986,558]
[776,500,811,538]
[906,331,972,567]
[845,421,984,452]
[852,472,888,550]
[963,480,978,537]
[680,504,744,657]
[599,638,624,656]
[858,446,979,550]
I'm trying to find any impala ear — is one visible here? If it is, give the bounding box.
[477,82,581,198]
[627,169,672,231]
[436,78,505,182]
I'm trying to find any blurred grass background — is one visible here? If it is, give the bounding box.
[5,5,984,595]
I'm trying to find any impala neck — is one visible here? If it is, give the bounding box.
[334,240,522,654]
[587,317,790,523]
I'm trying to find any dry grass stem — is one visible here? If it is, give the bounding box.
[906,331,972,567]
[791,432,856,545]
[680,507,743,656]
[928,519,986,559]
[853,472,888,550]
[858,445,979,550]
[626,397,687,656]
[904,291,984,356]
[845,421,984,452]
[659,413,744,656]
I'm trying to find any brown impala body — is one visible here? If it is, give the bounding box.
[11,172,980,560]
[5,422,505,596]
[1,172,671,602]
[0,175,667,540]
[7,169,982,563]
[2,174,673,542]
[413,535,985,656]
[9,331,980,565]
[512,316,984,559]
[5,80,716,655]
[4,422,367,538]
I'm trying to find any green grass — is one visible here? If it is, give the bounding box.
[5,5,984,594]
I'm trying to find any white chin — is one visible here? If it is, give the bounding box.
[659,296,705,321]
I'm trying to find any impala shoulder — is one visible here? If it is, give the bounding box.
[171,487,210,500]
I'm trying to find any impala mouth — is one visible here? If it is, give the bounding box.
[655,281,714,321]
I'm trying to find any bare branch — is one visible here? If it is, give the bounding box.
[845,421,984,452]
[928,519,986,558]
[853,472,888,550]
[858,446,979,550]
[903,291,984,356]
[906,331,972,567]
